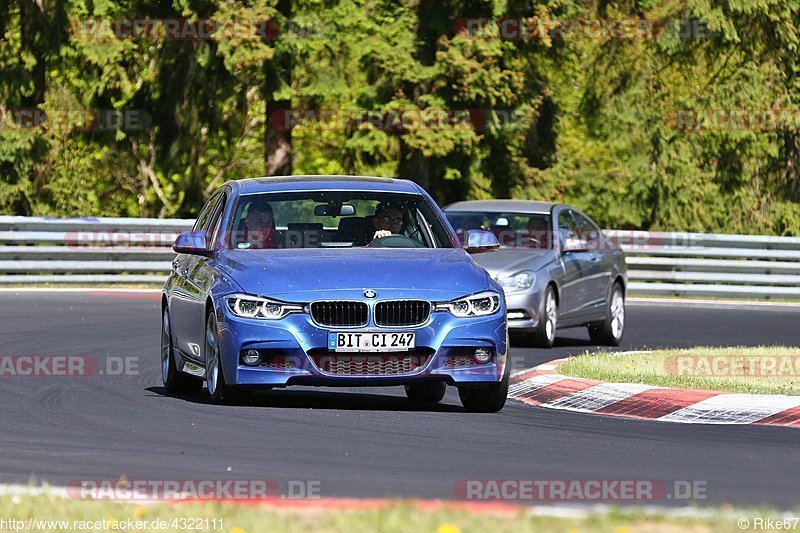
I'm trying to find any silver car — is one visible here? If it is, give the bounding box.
[445,200,627,347]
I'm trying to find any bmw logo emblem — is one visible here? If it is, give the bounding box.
[364,289,377,299]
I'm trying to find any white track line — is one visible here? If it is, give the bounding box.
[628,297,800,309]
[0,484,69,497]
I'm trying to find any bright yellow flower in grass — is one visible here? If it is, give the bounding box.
[230,527,247,533]
[437,524,461,533]
[134,506,147,517]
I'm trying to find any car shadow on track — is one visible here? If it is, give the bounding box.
[552,336,598,348]
[145,386,466,412]
[509,334,597,349]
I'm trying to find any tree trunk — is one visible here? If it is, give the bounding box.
[264,0,292,176]
[784,132,800,200]
[398,142,434,197]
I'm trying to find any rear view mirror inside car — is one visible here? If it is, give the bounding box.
[314,204,356,217]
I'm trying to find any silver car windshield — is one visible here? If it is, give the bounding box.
[446,211,553,249]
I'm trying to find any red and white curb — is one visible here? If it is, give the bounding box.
[509,357,800,427]
[0,483,767,519]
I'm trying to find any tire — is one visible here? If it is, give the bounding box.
[161,307,202,394]
[458,360,510,413]
[588,283,625,346]
[528,285,557,348]
[405,382,446,404]
[204,310,241,404]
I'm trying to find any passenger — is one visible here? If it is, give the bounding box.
[239,203,277,249]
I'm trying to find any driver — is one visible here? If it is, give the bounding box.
[527,216,551,249]
[371,202,404,241]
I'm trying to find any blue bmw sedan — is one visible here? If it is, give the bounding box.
[161,176,510,412]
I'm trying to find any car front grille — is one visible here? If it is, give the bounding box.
[374,300,431,327]
[310,353,431,376]
[310,301,368,327]
[261,357,297,370]
[443,356,482,367]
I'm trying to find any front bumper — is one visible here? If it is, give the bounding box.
[502,289,542,331]
[215,295,508,388]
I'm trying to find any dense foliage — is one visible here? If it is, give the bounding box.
[1,0,798,234]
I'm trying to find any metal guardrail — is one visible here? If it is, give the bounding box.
[0,216,192,286]
[605,230,800,299]
[0,216,798,299]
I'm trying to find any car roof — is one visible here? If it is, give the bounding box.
[444,199,560,214]
[227,175,421,195]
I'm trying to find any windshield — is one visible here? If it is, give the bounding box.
[226,191,454,249]
[446,211,553,249]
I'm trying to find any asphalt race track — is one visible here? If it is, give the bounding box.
[0,291,798,507]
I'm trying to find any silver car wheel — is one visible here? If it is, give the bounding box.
[161,309,171,385]
[544,290,557,342]
[610,289,625,339]
[205,315,219,396]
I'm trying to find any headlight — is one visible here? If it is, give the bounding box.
[435,291,501,318]
[497,270,535,292]
[225,294,304,320]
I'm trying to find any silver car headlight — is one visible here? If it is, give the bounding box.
[497,270,535,292]
[225,294,304,320]
[435,291,501,318]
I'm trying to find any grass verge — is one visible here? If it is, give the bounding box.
[0,493,788,532]
[558,346,800,395]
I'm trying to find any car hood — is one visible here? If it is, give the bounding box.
[215,248,490,300]
[470,248,557,278]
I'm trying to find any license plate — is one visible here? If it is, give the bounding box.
[328,331,415,352]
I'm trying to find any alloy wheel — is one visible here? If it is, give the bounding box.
[544,289,557,343]
[610,289,625,339]
[205,314,220,396]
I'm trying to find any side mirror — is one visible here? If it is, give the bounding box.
[463,229,500,254]
[174,231,212,256]
[562,237,589,253]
